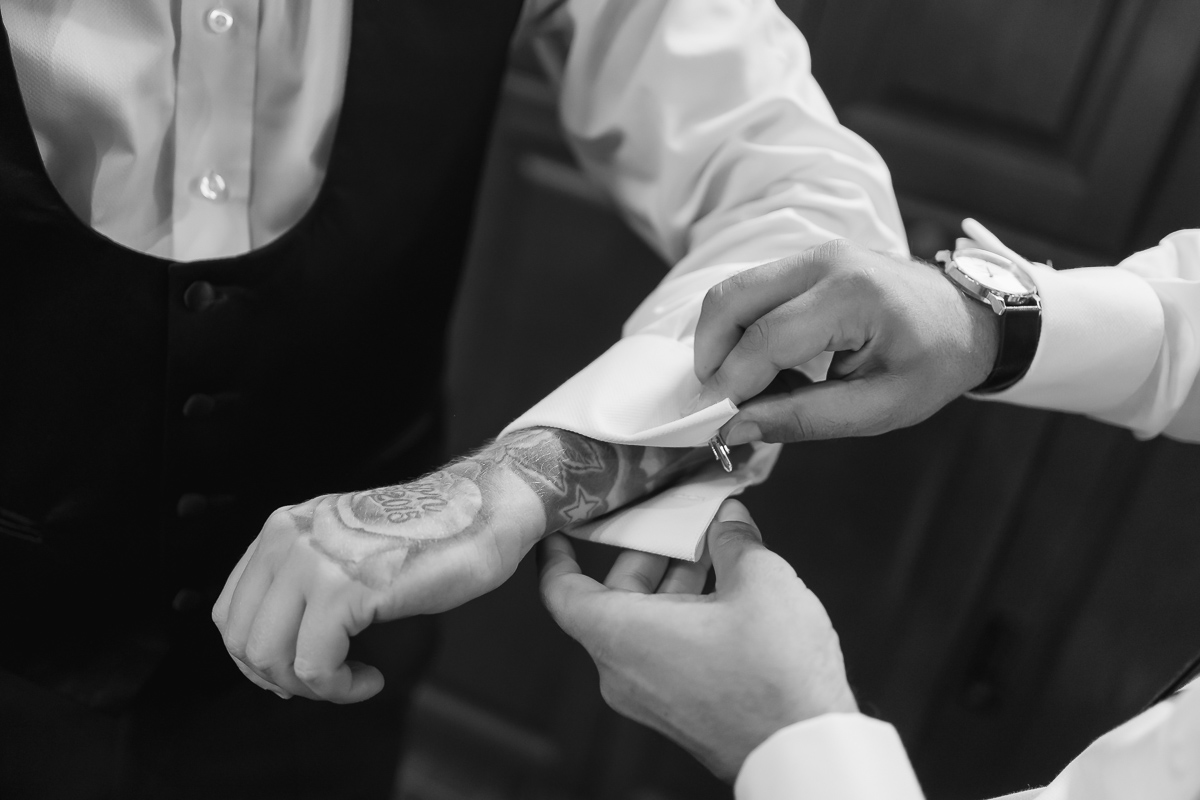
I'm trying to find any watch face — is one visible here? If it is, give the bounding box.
[953,249,1035,296]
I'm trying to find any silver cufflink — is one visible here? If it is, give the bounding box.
[708,434,733,473]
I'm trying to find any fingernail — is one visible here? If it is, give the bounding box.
[725,422,762,446]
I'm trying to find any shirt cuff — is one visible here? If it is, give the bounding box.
[498,333,781,561]
[735,714,925,800]
[497,334,736,447]
[974,263,1164,414]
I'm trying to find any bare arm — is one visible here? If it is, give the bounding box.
[213,428,709,702]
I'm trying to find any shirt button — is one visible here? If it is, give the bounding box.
[183,281,217,312]
[197,170,228,202]
[182,393,216,418]
[206,8,234,34]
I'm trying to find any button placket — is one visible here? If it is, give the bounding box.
[172,0,259,258]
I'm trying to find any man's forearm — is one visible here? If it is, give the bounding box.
[479,427,709,533]
[215,428,716,701]
[300,428,710,593]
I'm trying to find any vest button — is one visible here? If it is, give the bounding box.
[176,493,209,518]
[171,588,204,613]
[183,281,217,312]
[182,393,216,418]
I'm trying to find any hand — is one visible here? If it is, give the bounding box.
[693,239,1000,443]
[212,464,535,704]
[212,428,710,703]
[539,500,856,782]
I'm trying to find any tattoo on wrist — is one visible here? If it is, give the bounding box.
[487,428,707,532]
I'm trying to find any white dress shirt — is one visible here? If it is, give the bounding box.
[0,0,905,266]
[0,0,354,260]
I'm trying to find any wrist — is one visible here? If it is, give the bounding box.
[486,427,708,540]
[960,290,1003,389]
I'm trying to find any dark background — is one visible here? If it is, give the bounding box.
[396,1,1200,797]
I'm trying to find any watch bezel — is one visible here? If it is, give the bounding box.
[935,247,1039,315]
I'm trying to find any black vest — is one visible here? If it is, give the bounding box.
[0,1,524,703]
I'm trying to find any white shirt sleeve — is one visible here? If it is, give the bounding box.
[544,0,908,344]
[496,1,907,558]
[735,681,1200,800]
[984,230,1200,443]
[734,714,925,800]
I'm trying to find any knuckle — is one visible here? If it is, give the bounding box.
[740,318,771,357]
[223,634,247,662]
[723,268,753,297]
[700,283,725,319]
[701,273,742,319]
[838,261,877,297]
[808,237,853,268]
[243,641,273,671]
[780,403,819,442]
[292,658,327,686]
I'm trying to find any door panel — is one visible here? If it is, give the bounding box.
[807,0,1200,257]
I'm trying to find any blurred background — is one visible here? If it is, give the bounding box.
[397,1,1200,797]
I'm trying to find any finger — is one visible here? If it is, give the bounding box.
[722,374,907,444]
[228,652,291,698]
[293,595,382,704]
[604,549,670,594]
[243,583,322,700]
[695,289,853,412]
[657,547,712,595]
[694,253,827,383]
[220,544,279,672]
[212,538,257,632]
[707,500,769,592]
[538,534,611,643]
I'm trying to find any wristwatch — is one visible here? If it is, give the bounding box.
[934,242,1042,394]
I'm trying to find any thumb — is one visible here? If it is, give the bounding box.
[707,500,767,592]
[725,374,906,443]
[538,534,610,646]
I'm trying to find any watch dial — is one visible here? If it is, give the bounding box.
[954,252,1033,295]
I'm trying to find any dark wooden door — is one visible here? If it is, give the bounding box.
[800,0,1200,264]
[787,1,1200,796]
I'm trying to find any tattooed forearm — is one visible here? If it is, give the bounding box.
[485,428,710,533]
[289,429,712,591]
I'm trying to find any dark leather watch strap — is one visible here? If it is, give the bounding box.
[974,303,1041,393]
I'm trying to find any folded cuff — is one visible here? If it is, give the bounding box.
[498,333,779,561]
[499,334,738,446]
[973,263,1164,414]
